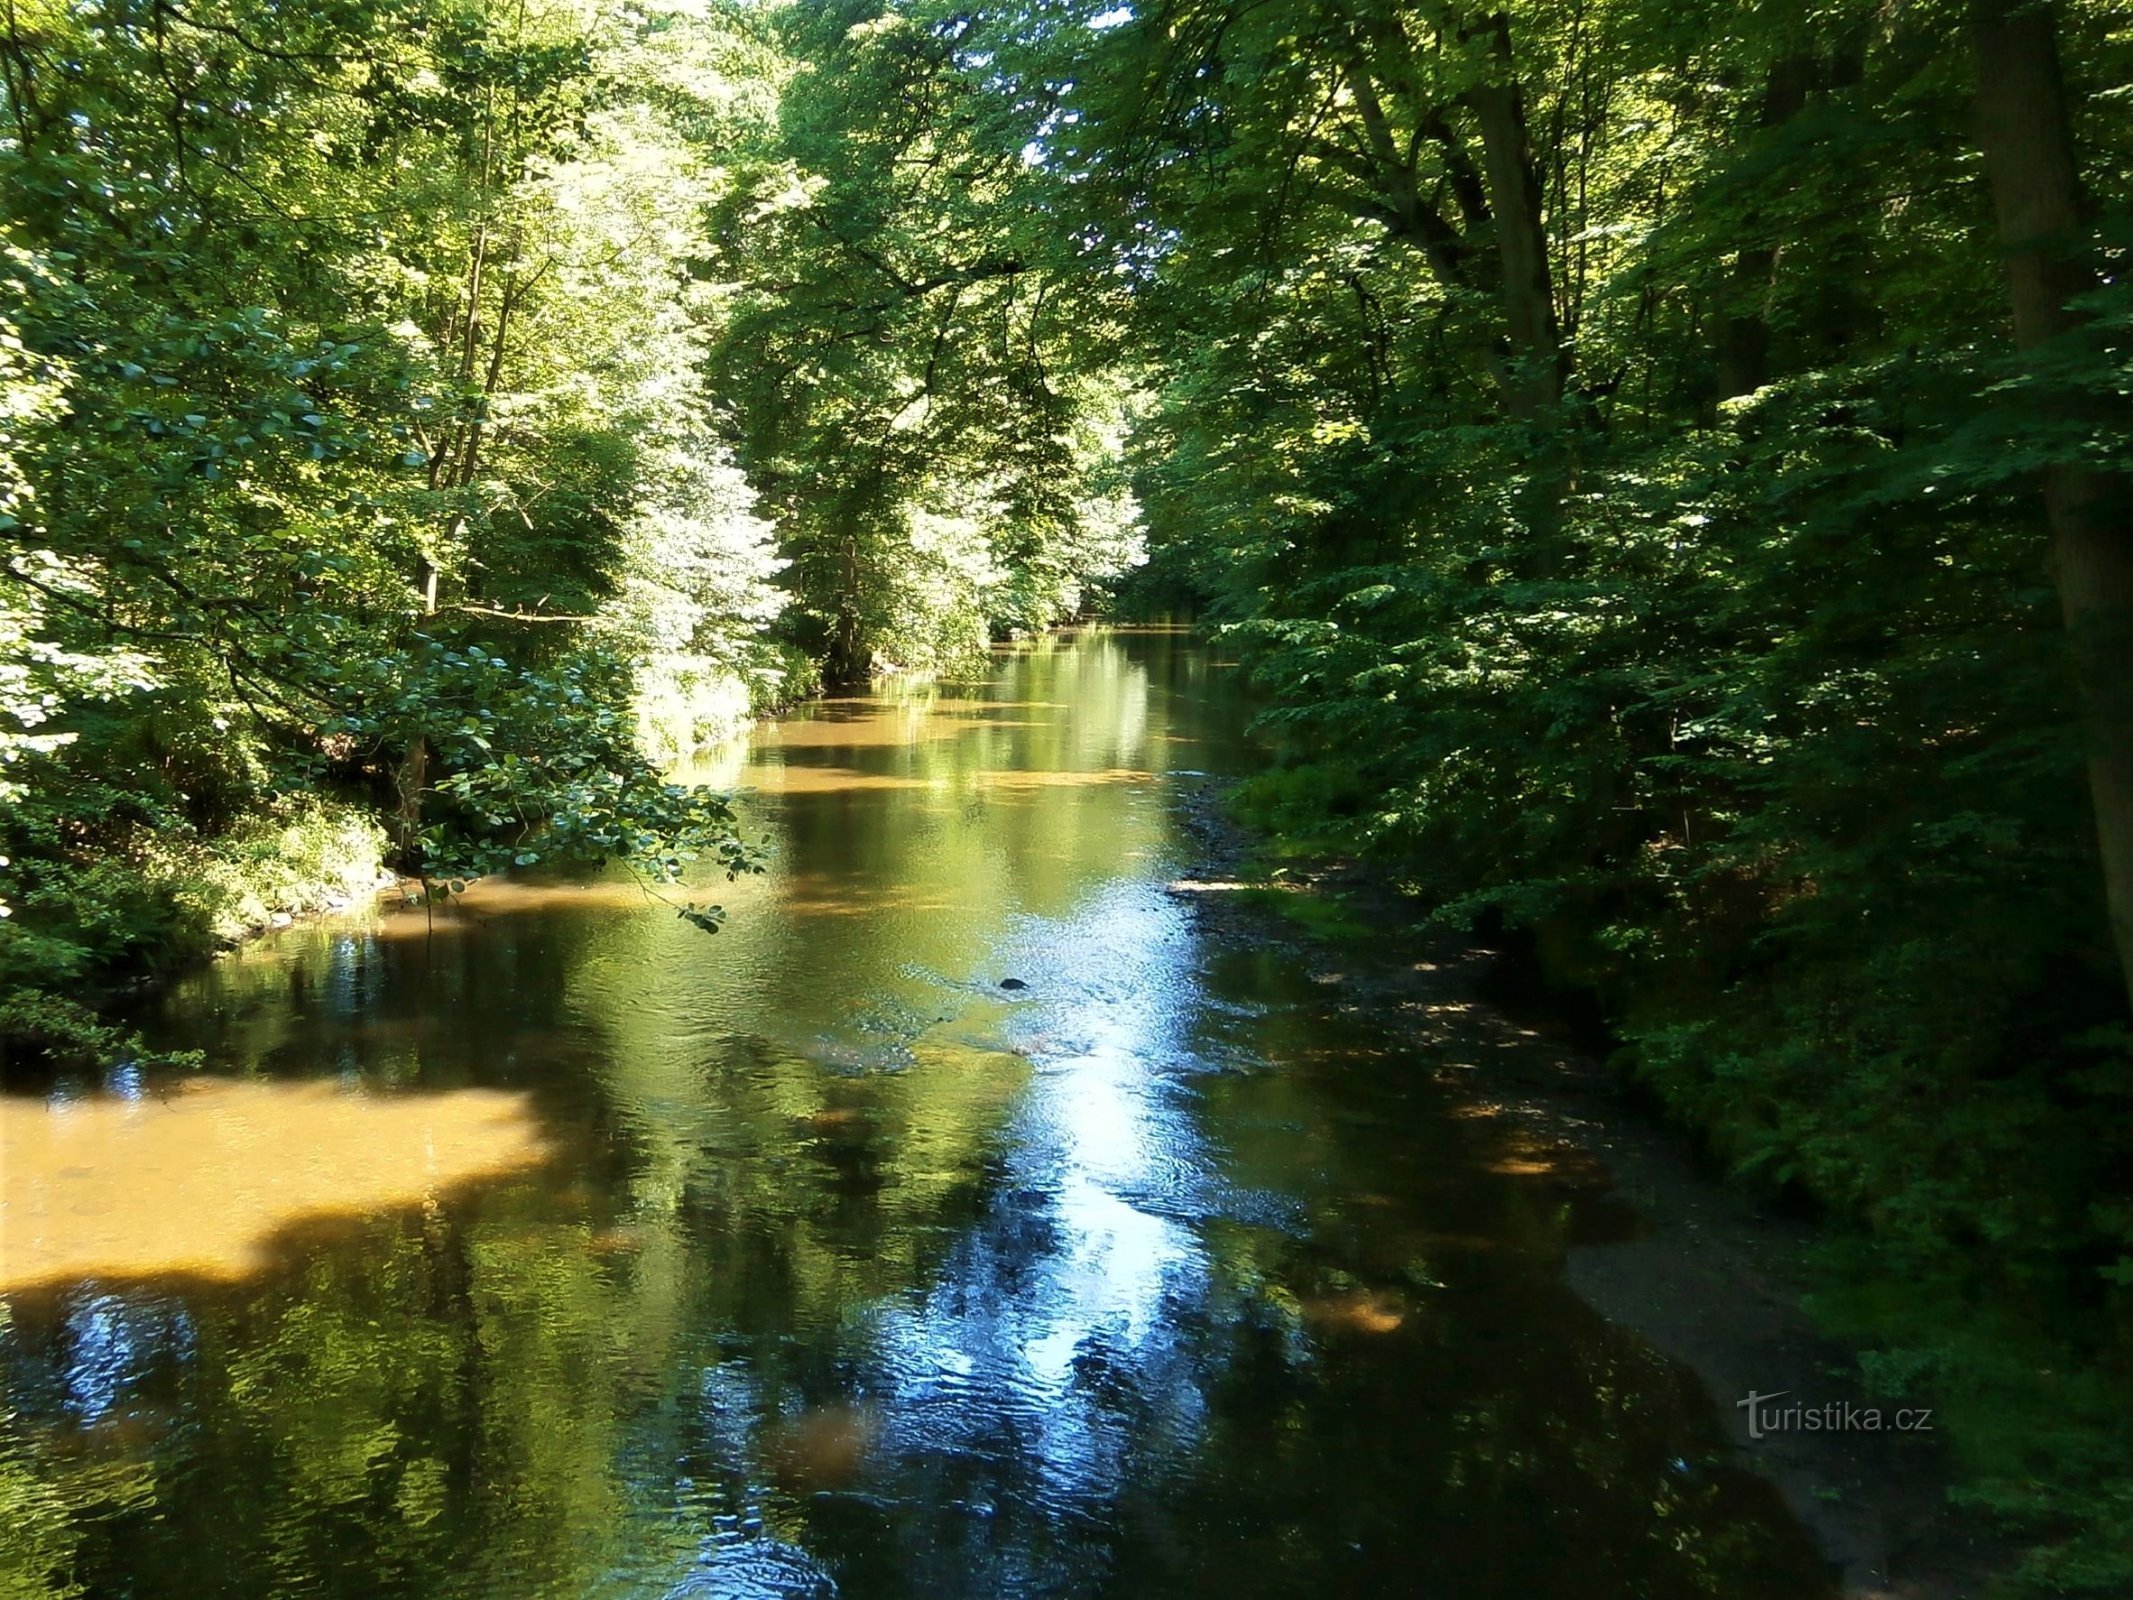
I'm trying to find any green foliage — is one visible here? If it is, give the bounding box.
[316,634,760,890]
[178,799,388,942]
[698,0,1145,684]
[1811,1241,2133,1595]
[978,0,2133,1585]
[0,0,788,1060]
[7,0,2133,1582]
[0,786,379,1066]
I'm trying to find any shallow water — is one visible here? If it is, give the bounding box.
[0,627,1830,1598]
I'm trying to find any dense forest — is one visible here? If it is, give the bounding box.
[3,0,2131,1589]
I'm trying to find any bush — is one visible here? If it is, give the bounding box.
[178,798,387,942]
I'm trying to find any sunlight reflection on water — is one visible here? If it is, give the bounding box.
[0,628,1833,1600]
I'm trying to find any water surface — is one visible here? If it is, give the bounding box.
[0,627,1829,1598]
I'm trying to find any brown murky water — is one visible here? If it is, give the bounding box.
[0,627,1831,1598]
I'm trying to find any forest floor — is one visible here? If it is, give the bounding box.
[1163,775,2014,1600]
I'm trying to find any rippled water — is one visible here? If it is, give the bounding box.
[0,627,1830,1598]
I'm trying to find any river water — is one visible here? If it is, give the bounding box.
[0,627,1830,1598]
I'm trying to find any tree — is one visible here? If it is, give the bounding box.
[0,0,780,1060]
[700,0,1141,685]
[1968,0,2133,1009]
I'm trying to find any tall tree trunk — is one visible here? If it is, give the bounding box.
[826,532,869,689]
[1970,0,2133,1009]
[1796,34,1874,368]
[1460,12,1569,566]
[1714,54,1815,402]
[1466,13,1563,420]
[396,729,430,870]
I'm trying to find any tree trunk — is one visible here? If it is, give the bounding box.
[1714,55,1815,402]
[825,605,868,690]
[824,530,870,689]
[398,551,440,872]
[1466,14,1563,420]
[396,732,430,870]
[1970,0,2133,1009]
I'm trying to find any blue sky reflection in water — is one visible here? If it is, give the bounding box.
[0,628,1832,1599]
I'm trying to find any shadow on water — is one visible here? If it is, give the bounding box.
[0,626,1832,1599]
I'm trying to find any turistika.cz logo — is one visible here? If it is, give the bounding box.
[1735,1390,1934,1441]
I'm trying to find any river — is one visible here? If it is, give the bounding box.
[0,626,1831,1598]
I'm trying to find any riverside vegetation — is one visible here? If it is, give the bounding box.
[3,0,2131,1590]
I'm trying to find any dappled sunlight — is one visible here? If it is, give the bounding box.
[1484,1131,1612,1185]
[907,697,1069,712]
[750,706,1044,749]
[974,766,1154,790]
[737,764,933,793]
[0,0,1943,1557]
[770,870,969,920]
[436,877,687,915]
[361,876,693,935]
[1,1080,551,1291]
[777,890,964,917]
[738,762,1155,796]
[0,630,1830,1600]
[1302,1288,1410,1335]
[363,909,487,940]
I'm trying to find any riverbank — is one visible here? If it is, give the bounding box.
[0,625,1986,1598]
[1160,773,2011,1600]
[0,650,824,1072]
[0,796,391,1070]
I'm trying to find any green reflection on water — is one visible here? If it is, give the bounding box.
[0,628,1830,1599]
